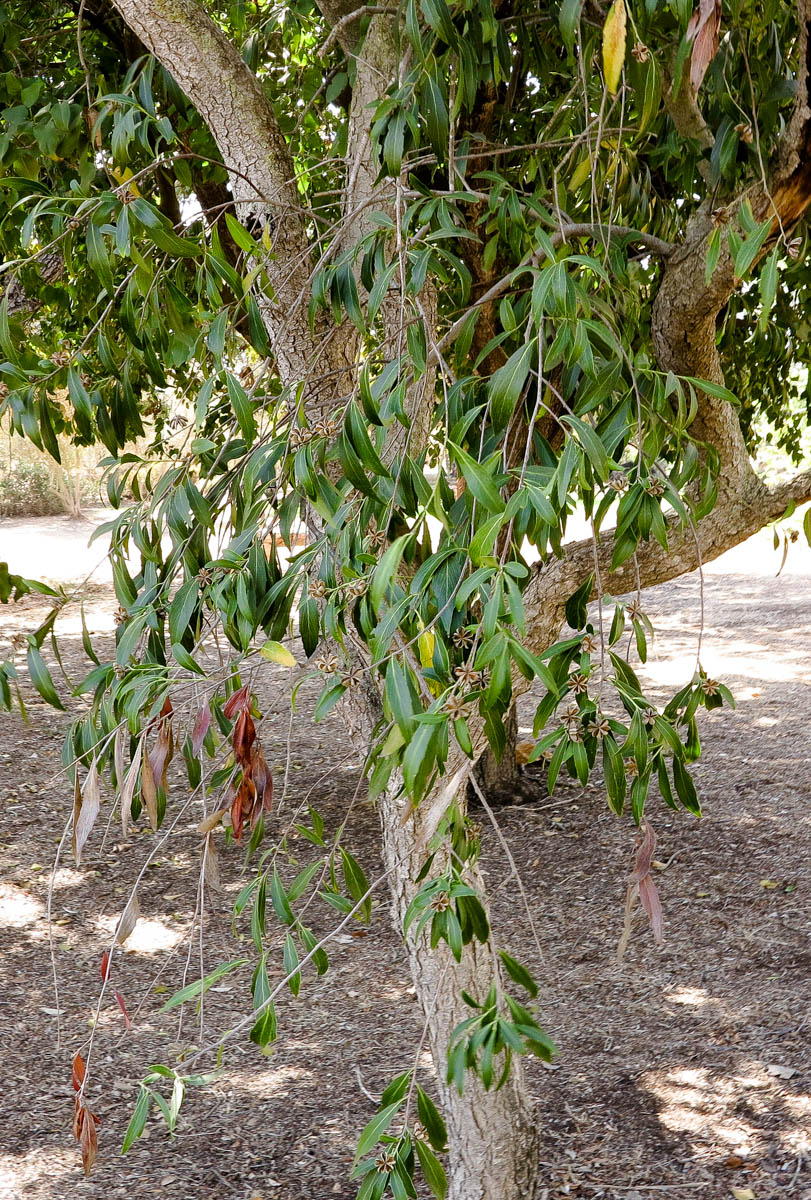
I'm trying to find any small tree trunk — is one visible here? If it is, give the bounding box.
[472,704,520,806]
[377,774,544,1200]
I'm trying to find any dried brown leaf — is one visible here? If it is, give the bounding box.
[119,737,143,840]
[74,760,101,866]
[114,891,140,945]
[686,0,721,91]
[196,807,227,835]
[140,747,158,831]
[203,835,222,891]
[79,1104,98,1175]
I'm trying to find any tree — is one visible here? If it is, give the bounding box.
[1,0,810,1196]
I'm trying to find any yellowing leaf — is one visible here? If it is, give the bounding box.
[602,0,627,95]
[759,879,779,889]
[730,1189,756,1200]
[570,155,592,191]
[261,640,297,667]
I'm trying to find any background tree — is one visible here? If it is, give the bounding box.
[1,1,810,1197]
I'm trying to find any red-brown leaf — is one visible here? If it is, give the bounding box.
[230,790,244,841]
[72,1052,86,1092]
[100,952,111,982]
[638,874,664,944]
[79,1104,99,1175]
[686,0,721,91]
[191,704,212,756]
[629,819,656,883]
[232,708,256,766]
[251,746,274,814]
[114,990,132,1029]
[149,715,174,791]
[223,685,249,719]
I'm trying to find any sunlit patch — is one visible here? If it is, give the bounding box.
[666,987,709,1007]
[644,1066,760,1146]
[0,882,44,928]
[50,867,86,890]
[97,912,183,952]
[232,1064,312,1097]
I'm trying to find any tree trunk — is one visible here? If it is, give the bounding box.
[471,704,521,807]
[376,771,543,1200]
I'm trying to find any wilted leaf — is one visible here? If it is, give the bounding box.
[203,835,222,891]
[74,760,101,865]
[140,749,158,831]
[766,1063,796,1080]
[114,990,132,1029]
[602,0,626,95]
[196,808,227,835]
[78,1103,99,1175]
[222,684,249,718]
[72,1052,86,1091]
[119,737,143,839]
[149,698,174,791]
[191,704,212,756]
[686,0,721,91]
[115,892,140,945]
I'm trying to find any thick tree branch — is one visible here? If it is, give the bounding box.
[111,0,356,411]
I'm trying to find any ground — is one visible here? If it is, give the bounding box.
[0,513,809,1200]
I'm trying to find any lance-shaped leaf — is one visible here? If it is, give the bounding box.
[602,0,626,95]
[74,759,101,865]
[119,737,143,839]
[686,0,722,92]
[488,339,535,432]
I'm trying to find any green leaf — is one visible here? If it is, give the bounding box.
[161,958,247,1011]
[26,644,64,709]
[673,756,701,815]
[499,950,539,998]
[758,245,779,331]
[371,532,410,610]
[415,1139,448,1199]
[562,415,611,482]
[416,1085,448,1151]
[169,579,198,645]
[86,220,115,294]
[121,1086,150,1154]
[354,1101,402,1162]
[733,217,772,280]
[488,339,534,432]
[564,573,594,630]
[559,0,584,52]
[450,443,505,512]
[270,866,295,924]
[341,849,372,922]
[226,372,256,442]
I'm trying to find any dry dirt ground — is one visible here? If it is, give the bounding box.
[0,513,809,1200]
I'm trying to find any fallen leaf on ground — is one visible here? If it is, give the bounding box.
[766,1063,796,1079]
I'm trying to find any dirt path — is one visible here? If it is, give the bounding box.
[0,517,809,1200]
